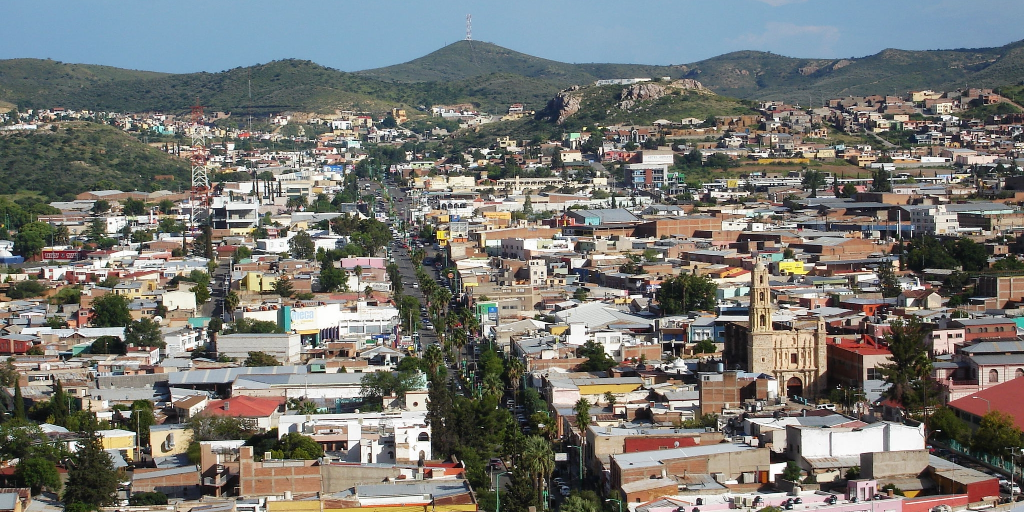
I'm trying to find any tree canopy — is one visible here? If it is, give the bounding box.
[656,273,717,314]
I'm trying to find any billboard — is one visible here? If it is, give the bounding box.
[42,249,84,261]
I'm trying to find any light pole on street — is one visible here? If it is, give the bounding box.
[606,498,623,512]
[496,471,509,512]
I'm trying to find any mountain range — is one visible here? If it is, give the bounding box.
[1,39,1023,116]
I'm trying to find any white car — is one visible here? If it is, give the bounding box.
[559,486,570,497]
[1000,479,1021,494]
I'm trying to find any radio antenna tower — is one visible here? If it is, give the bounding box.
[189,99,210,232]
[465,14,472,41]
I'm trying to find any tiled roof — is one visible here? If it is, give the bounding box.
[204,395,282,418]
[948,377,1024,430]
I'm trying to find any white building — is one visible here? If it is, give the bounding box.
[907,204,959,235]
[162,326,206,357]
[277,409,432,464]
[216,333,301,364]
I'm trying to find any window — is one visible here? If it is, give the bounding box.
[867,368,882,380]
[791,353,798,364]
[989,369,1000,383]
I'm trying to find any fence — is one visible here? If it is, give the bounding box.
[947,438,1015,473]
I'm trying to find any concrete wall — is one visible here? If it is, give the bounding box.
[320,464,403,493]
[861,449,929,479]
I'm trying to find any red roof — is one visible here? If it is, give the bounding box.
[830,337,893,356]
[204,395,282,418]
[948,376,1024,430]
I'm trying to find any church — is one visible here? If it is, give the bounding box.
[723,259,828,399]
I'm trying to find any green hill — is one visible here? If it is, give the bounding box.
[359,39,1024,104]
[0,122,190,199]
[2,39,1024,116]
[537,81,758,131]
[357,41,687,85]
[0,59,168,107]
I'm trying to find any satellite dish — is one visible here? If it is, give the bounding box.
[153,316,163,323]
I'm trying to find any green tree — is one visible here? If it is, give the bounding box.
[781,460,802,481]
[574,397,592,432]
[243,351,281,367]
[972,410,1022,454]
[656,273,717,314]
[289,231,315,260]
[521,436,554,504]
[13,222,53,258]
[230,318,283,334]
[319,260,347,292]
[877,317,929,407]
[129,492,168,506]
[273,277,294,298]
[577,341,616,373]
[992,255,1024,271]
[225,291,241,313]
[90,293,131,327]
[877,260,901,298]
[90,335,127,355]
[872,168,892,192]
[13,382,26,420]
[125,318,165,348]
[92,200,111,215]
[233,245,252,262]
[573,287,589,301]
[694,339,717,354]
[63,416,119,509]
[561,495,598,512]
[503,467,537,512]
[16,456,62,495]
[273,432,324,459]
[929,406,969,443]
[122,198,146,216]
[158,199,175,214]
[8,280,47,299]
[0,358,19,387]
[128,399,156,444]
[802,170,826,198]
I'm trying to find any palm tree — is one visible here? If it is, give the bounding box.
[225,291,241,313]
[424,345,444,379]
[506,356,525,397]
[482,372,503,397]
[521,436,554,505]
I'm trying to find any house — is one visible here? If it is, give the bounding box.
[172,394,209,420]
[203,395,283,432]
[897,290,942,309]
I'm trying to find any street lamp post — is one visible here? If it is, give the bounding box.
[1011,447,1022,503]
[570,444,584,489]
[496,471,509,512]
[606,498,623,512]
[973,396,991,414]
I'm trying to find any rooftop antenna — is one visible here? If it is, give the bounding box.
[465,14,472,41]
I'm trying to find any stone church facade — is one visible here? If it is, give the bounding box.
[725,260,828,399]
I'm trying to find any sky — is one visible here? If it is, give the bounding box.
[4,0,1024,74]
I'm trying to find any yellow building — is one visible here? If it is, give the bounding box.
[777,260,809,275]
[149,424,192,458]
[241,271,279,293]
[98,428,137,459]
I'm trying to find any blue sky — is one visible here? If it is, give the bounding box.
[4,0,1023,73]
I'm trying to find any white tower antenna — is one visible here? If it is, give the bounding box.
[465,14,472,41]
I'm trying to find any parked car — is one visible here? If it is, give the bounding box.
[559,486,570,497]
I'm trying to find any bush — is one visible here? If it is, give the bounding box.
[129,492,168,506]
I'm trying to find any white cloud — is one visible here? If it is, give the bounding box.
[731,21,841,56]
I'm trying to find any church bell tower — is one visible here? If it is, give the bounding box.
[750,259,773,332]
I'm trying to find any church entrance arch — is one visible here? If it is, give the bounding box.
[786,377,803,398]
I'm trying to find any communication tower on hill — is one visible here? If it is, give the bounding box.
[465,14,472,41]
[188,99,211,235]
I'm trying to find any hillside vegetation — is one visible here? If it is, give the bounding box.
[0,122,190,199]
[1,39,1023,115]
